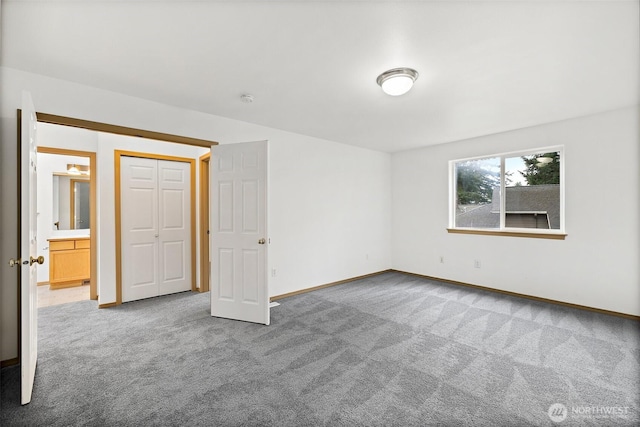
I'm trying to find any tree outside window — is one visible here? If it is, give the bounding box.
[452,148,563,231]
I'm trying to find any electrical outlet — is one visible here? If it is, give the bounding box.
[474,260,481,268]
[439,256,444,264]
[271,268,277,277]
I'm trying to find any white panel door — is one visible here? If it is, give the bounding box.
[121,157,160,302]
[211,141,269,325]
[121,157,191,302]
[157,160,191,296]
[20,91,39,404]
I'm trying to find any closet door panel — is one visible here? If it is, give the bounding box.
[157,160,191,296]
[121,157,159,302]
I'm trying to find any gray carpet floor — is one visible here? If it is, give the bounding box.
[1,271,638,426]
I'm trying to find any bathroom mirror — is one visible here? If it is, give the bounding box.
[52,175,90,230]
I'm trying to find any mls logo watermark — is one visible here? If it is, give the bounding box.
[548,403,568,423]
[548,402,633,423]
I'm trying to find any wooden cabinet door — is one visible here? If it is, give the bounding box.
[49,247,90,285]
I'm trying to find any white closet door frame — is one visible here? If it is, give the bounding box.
[116,151,196,305]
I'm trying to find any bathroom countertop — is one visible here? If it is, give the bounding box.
[48,235,90,242]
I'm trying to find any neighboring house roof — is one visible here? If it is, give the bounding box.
[456,204,499,228]
[457,184,560,229]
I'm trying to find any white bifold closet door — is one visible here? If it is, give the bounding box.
[121,156,191,303]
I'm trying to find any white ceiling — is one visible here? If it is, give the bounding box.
[2,1,638,152]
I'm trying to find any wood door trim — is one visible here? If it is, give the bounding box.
[37,146,98,301]
[199,152,211,293]
[114,153,122,304]
[115,150,197,305]
[37,112,219,148]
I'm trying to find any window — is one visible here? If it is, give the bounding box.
[449,147,565,238]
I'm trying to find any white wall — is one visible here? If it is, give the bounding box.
[391,106,640,316]
[0,67,392,361]
[269,137,391,296]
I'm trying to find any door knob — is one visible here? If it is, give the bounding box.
[8,258,21,267]
[30,256,45,266]
[258,238,266,245]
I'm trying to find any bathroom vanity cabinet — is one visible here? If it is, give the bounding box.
[48,237,90,289]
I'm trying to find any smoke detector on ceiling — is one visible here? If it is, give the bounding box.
[240,94,254,103]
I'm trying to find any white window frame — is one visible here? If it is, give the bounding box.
[448,146,566,239]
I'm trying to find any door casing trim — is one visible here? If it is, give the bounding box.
[199,152,211,293]
[36,112,218,148]
[115,150,197,305]
[37,146,98,301]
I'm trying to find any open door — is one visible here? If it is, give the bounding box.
[19,91,41,404]
[210,141,269,325]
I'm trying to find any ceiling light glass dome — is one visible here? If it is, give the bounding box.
[376,68,419,96]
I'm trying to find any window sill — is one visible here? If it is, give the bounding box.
[447,228,566,240]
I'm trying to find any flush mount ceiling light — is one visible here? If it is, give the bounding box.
[376,67,419,96]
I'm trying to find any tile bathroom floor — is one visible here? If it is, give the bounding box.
[37,283,90,308]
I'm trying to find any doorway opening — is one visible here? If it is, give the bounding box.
[36,147,97,306]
